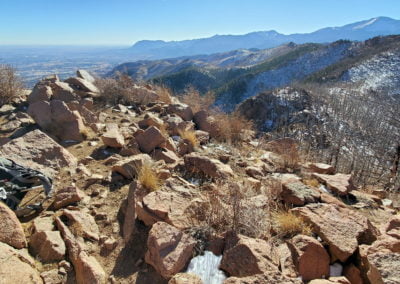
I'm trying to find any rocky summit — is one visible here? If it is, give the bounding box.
[0,68,399,284]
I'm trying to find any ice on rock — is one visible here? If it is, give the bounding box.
[186,251,226,284]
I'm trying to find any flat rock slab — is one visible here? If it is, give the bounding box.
[0,129,77,177]
[281,181,320,206]
[312,173,355,196]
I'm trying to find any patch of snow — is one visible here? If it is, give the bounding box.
[330,263,343,277]
[186,251,226,284]
[342,51,400,95]
[353,18,378,30]
[319,184,331,194]
[63,140,79,143]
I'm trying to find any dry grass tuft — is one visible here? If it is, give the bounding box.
[79,127,89,140]
[137,162,162,192]
[303,178,320,188]
[159,123,169,137]
[178,129,199,148]
[272,210,312,238]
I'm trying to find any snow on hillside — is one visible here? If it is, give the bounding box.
[342,50,400,94]
[219,42,351,107]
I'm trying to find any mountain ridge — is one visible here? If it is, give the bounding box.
[127,17,400,59]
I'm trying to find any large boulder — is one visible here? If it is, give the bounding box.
[0,242,43,284]
[167,103,193,121]
[220,234,277,277]
[305,163,335,174]
[0,129,77,177]
[51,81,79,102]
[136,126,166,153]
[101,123,125,148]
[184,153,234,179]
[77,69,95,83]
[0,202,26,249]
[28,84,53,103]
[312,173,355,196]
[136,188,203,229]
[65,77,99,93]
[112,154,152,179]
[145,222,196,279]
[287,235,330,281]
[292,203,378,262]
[193,110,219,138]
[28,100,86,141]
[281,181,320,206]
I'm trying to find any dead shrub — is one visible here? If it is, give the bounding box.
[202,180,270,238]
[266,139,300,170]
[213,111,255,145]
[95,72,171,106]
[153,85,172,104]
[0,65,23,105]
[137,162,162,192]
[181,87,215,113]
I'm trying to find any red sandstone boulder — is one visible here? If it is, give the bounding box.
[288,235,330,281]
[0,129,77,177]
[145,222,196,279]
[0,201,26,249]
[220,234,277,277]
[292,203,378,262]
[312,173,355,196]
[184,152,234,179]
[136,126,166,153]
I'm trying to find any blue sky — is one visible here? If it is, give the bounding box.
[0,0,399,45]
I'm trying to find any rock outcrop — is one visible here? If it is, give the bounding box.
[145,222,196,279]
[292,203,378,262]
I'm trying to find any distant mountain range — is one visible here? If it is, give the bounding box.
[127,17,400,59]
[113,35,400,110]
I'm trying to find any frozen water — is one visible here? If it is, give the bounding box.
[186,251,226,284]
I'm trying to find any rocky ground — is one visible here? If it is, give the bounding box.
[0,70,399,284]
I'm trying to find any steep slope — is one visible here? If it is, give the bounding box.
[237,37,400,186]
[126,17,400,59]
[110,43,297,81]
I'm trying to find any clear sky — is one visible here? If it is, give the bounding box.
[0,0,399,45]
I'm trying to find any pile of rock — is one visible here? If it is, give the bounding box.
[0,70,399,284]
[27,70,98,141]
